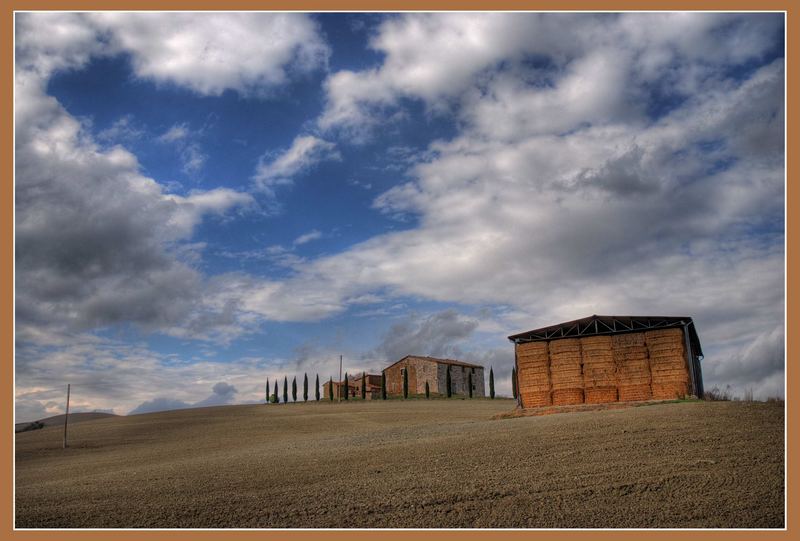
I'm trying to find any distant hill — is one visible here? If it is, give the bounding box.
[15,412,118,433]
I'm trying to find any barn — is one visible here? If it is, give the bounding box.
[383,355,485,397]
[508,315,704,408]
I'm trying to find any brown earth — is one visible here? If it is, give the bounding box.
[15,399,784,528]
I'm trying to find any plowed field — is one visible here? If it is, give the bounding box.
[15,399,784,528]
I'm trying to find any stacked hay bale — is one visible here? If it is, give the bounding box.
[580,336,617,403]
[549,338,584,405]
[516,341,551,407]
[612,333,652,402]
[645,328,690,399]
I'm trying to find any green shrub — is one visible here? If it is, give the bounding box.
[425,381,430,399]
[489,367,495,399]
[403,369,409,399]
[381,372,387,400]
[315,374,320,401]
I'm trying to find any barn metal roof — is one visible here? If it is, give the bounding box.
[507,314,703,358]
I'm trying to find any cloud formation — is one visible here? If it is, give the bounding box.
[15,13,785,417]
[15,14,257,339]
[253,135,341,194]
[130,381,239,414]
[370,310,480,362]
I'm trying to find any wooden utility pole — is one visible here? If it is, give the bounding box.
[338,355,343,403]
[63,384,70,449]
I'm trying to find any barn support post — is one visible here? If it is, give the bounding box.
[682,323,697,398]
[514,343,522,409]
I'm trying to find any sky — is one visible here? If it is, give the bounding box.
[14,12,785,421]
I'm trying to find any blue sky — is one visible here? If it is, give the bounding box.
[15,12,785,420]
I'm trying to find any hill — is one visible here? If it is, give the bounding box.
[15,399,784,528]
[15,412,118,433]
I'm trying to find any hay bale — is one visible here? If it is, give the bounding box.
[618,384,652,402]
[644,328,684,342]
[552,388,584,405]
[517,341,548,356]
[612,333,646,348]
[549,338,581,354]
[613,347,649,361]
[652,382,689,399]
[521,390,551,407]
[580,336,612,354]
[585,387,618,404]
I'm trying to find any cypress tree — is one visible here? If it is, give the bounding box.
[329,377,334,401]
[292,377,297,402]
[425,381,430,399]
[361,372,366,399]
[512,367,518,400]
[315,374,320,401]
[274,380,279,403]
[381,372,387,400]
[344,372,349,400]
[469,373,473,398]
[265,378,269,404]
[283,376,288,404]
[303,373,308,402]
[446,366,452,398]
[403,368,409,399]
[489,367,495,399]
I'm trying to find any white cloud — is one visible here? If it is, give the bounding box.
[293,230,322,246]
[157,123,208,176]
[97,115,144,143]
[88,12,329,96]
[318,13,782,137]
[16,13,330,96]
[157,123,190,143]
[253,135,340,193]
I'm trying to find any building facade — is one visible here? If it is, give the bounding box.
[383,355,485,397]
[508,315,704,408]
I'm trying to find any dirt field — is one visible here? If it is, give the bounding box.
[15,399,784,528]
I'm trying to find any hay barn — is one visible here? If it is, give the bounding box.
[508,315,704,408]
[383,356,485,397]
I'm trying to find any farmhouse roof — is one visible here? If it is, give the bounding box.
[383,355,483,372]
[507,314,703,357]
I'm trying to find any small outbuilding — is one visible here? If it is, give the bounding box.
[383,355,485,397]
[508,315,704,408]
[323,373,382,400]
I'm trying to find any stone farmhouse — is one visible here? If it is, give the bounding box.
[383,355,485,398]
